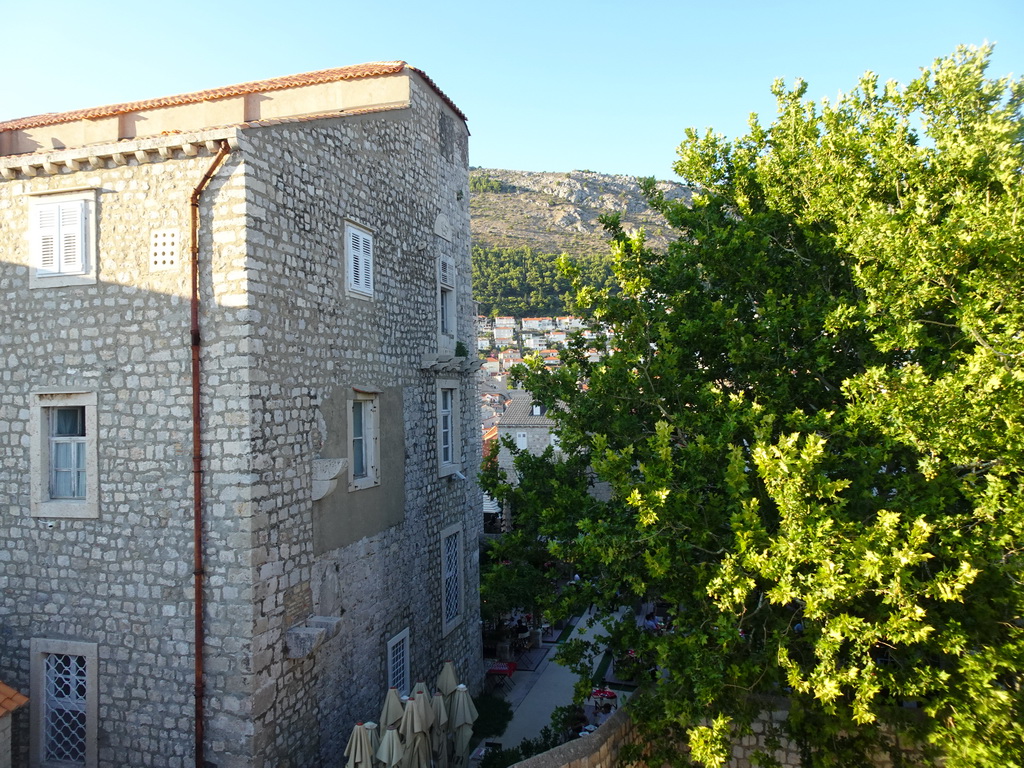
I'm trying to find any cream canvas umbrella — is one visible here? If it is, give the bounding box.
[380,687,405,730]
[411,680,430,700]
[344,722,374,768]
[363,722,380,759]
[399,695,432,768]
[449,684,478,766]
[412,691,435,734]
[431,691,450,768]
[436,661,458,712]
[376,725,404,768]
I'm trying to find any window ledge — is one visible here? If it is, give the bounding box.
[31,499,98,519]
[439,463,463,479]
[29,271,98,289]
[441,615,463,638]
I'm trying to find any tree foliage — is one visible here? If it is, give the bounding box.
[486,46,1024,766]
[478,443,596,622]
[472,246,616,317]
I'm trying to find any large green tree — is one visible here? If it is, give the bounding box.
[488,46,1023,766]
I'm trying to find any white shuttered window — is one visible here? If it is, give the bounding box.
[27,189,97,289]
[346,223,374,296]
[34,200,86,276]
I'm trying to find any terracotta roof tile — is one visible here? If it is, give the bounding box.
[0,681,27,717]
[0,61,466,132]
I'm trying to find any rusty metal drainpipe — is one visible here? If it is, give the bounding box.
[189,139,231,768]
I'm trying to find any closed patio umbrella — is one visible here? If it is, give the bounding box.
[399,695,432,768]
[411,680,430,700]
[431,691,450,768]
[344,722,374,768]
[449,684,478,765]
[412,691,435,734]
[436,661,458,712]
[376,725,404,768]
[380,687,405,730]
[363,721,380,759]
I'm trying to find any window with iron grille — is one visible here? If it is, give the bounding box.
[442,527,463,634]
[31,638,97,768]
[44,653,88,764]
[387,629,410,695]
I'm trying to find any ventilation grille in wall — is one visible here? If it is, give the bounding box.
[150,229,180,272]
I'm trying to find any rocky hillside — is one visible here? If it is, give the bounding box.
[469,168,691,257]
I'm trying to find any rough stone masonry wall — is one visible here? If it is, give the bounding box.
[220,76,483,766]
[0,139,249,767]
[0,715,12,768]
[0,74,483,768]
[497,422,554,477]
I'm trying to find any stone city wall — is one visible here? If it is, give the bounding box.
[512,706,924,768]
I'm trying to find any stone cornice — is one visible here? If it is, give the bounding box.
[0,127,241,180]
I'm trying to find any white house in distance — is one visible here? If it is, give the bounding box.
[0,62,482,767]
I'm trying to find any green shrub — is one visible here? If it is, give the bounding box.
[470,175,503,193]
[472,693,513,739]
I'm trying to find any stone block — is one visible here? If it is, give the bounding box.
[285,626,326,659]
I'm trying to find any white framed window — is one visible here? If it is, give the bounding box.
[348,389,380,491]
[345,222,374,298]
[28,189,98,289]
[515,431,529,450]
[441,524,463,635]
[386,629,410,695]
[440,286,453,335]
[30,638,98,768]
[30,390,99,519]
[437,380,460,477]
[550,432,562,452]
[437,256,456,354]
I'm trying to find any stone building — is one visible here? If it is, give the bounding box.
[0,61,483,767]
[495,394,559,477]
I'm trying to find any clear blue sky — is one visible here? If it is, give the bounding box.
[2,0,1020,179]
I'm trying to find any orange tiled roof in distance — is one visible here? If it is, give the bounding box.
[0,680,27,717]
[0,61,465,132]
